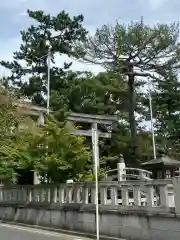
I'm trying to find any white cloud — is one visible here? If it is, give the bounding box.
[0,37,21,77]
[149,0,168,10]
[0,0,27,9]
[19,10,28,16]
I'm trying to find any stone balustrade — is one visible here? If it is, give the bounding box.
[125,168,153,180]
[106,167,153,181]
[0,179,178,212]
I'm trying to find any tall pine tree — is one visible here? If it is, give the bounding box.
[1,9,87,107]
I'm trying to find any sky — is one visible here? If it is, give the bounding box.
[0,0,179,76]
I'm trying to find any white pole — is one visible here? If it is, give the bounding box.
[148,80,156,159]
[47,47,51,115]
[92,123,99,240]
[45,47,51,183]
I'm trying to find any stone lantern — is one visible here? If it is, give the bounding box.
[141,149,180,179]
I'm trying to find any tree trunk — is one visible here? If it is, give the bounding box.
[128,74,140,166]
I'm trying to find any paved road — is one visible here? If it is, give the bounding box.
[0,223,92,240]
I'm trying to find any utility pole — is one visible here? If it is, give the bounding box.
[148,80,156,159]
[47,47,51,115]
[92,123,99,240]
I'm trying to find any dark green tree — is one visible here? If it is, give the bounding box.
[59,70,153,166]
[0,87,34,182]
[77,20,180,165]
[142,71,180,158]
[63,71,127,114]
[15,118,91,183]
[1,9,87,106]
[61,71,130,164]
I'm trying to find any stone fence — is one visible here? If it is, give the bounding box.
[106,167,153,181]
[1,178,180,239]
[0,178,179,212]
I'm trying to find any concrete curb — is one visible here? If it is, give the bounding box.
[0,220,126,240]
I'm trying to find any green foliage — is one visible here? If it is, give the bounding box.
[78,20,180,164]
[0,88,32,181]
[0,88,91,182]
[14,117,91,183]
[80,168,108,181]
[81,21,180,75]
[1,9,87,105]
[141,71,180,158]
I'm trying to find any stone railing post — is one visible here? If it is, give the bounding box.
[0,187,3,202]
[59,185,65,203]
[22,187,27,202]
[39,188,44,202]
[91,183,96,204]
[82,183,89,204]
[27,187,32,202]
[47,188,51,202]
[159,183,169,207]
[100,184,107,205]
[10,188,14,202]
[121,184,129,206]
[3,189,6,202]
[6,189,9,202]
[73,183,81,203]
[33,187,38,202]
[172,177,180,214]
[33,171,40,185]
[145,183,154,207]
[133,184,141,206]
[66,184,72,203]
[17,188,21,202]
[111,184,118,205]
[53,186,58,203]
[117,155,126,181]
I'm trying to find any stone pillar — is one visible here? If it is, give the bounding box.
[111,184,118,205]
[133,184,141,206]
[159,183,169,207]
[100,184,107,205]
[33,171,40,185]
[117,155,126,181]
[146,184,154,207]
[121,184,129,206]
[82,184,89,204]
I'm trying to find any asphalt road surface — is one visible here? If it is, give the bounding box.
[0,223,92,240]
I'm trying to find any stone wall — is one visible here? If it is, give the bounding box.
[0,202,179,240]
[1,178,180,239]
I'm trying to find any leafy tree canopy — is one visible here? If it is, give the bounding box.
[1,9,87,106]
[0,87,91,183]
[16,117,91,183]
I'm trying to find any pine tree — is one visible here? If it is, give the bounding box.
[77,20,180,164]
[1,9,87,106]
[153,72,180,157]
